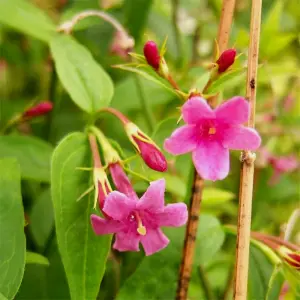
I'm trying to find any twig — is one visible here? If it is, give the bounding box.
[209,0,236,108]
[233,0,262,299]
[176,170,204,300]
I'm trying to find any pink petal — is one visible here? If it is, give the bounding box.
[109,163,138,200]
[140,228,169,256]
[192,141,230,181]
[137,179,166,212]
[215,97,249,125]
[113,230,140,252]
[103,191,136,220]
[182,97,214,124]
[164,125,198,155]
[90,214,123,235]
[221,126,261,150]
[157,203,188,227]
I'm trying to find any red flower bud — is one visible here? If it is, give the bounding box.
[109,162,138,200]
[216,49,236,73]
[143,41,160,70]
[24,101,53,118]
[278,247,300,270]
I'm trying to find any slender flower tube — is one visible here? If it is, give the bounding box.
[216,48,236,73]
[278,247,300,270]
[101,108,167,172]
[23,101,53,118]
[164,96,261,180]
[91,179,188,255]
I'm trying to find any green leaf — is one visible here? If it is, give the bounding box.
[194,214,225,265]
[51,132,111,300]
[0,158,26,299]
[0,293,7,300]
[192,70,211,92]
[0,135,53,182]
[26,252,49,266]
[202,188,235,207]
[50,35,114,114]
[0,0,56,43]
[124,0,153,42]
[206,68,246,94]
[262,0,283,34]
[114,65,179,97]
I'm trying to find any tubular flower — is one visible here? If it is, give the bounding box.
[91,179,188,256]
[216,48,236,73]
[164,96,261,181]
[109,162,138,200]
[125,123,167,172]
[23,101,53,118]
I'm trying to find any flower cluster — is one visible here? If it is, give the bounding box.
[88,120,187,256]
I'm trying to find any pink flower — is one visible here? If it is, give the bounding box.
[24,101,53,118]
[91,179,188,256]
[143,41,160,70]
[164,96,261,180]
[216,49,236,73]
[269,155,298,185]
[109,162,138,200]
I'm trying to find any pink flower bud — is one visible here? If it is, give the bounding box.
[216,48,236,73]
[279,247,300,270]
[24,101,53,118]
[109,162,138,200]
[132,133,167,172]
[143,41,160,70]
[110,31,135,60]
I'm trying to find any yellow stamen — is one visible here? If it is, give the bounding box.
[209,127,216,135]
[135,212,147,236]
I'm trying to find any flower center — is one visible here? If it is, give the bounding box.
[208,127,216,135]
[134,212,147,236]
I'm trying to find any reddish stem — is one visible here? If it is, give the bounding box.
[88,134,102,168]
[101,107,129,125]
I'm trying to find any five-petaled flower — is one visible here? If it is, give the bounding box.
[164,96,261,181]
[91,179,188,256]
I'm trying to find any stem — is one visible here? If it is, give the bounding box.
[134,76,155,132]
[88,134,102,168]
[171,0,183,66]
[191,24,201,65]
[100,107,129,125]
[284,209,300,241]
[58,10,129,35]
[234,1,262,297]
[198,265,214,300]
[209,0,236,108]
[176,170,204,300]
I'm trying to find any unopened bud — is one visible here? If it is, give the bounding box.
[110,31,135,59]
[23,101,53,118]
[278,247,300,270]
[216,48,236,73]
[125,123,167,172]
[143,41,160,70]
[93,168,112,211]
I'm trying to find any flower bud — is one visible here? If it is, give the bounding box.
[143,41,160,70]
[278,247,300,270]
[110,31,135,59]
[216,48,236,73]
[24,101,53,118]
[109,162,138,200]
[125,123,167,172]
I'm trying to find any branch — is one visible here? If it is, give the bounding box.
[233,0,262,299]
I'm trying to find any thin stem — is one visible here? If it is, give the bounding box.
[176,170,204,300]
[123,166,151,182]
[58,10,129,35]
[209,0,236,108]
[284,209,300,241]
[191,24,201,65]
[134,76,155,132]
[198,265,214,300]
[88,134,102,168]
[100,107,129,125]
[233,0,262,298]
